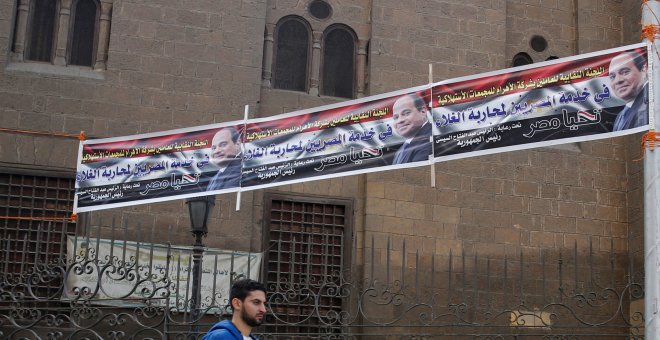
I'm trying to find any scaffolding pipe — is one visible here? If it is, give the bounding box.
[643,1,660,338]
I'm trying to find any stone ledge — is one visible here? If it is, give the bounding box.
[5,62,105,80]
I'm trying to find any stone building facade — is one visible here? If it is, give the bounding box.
[0,0,647,337]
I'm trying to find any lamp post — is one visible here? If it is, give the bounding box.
[185,195,215,336]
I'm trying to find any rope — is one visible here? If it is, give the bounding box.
[0,214,77,222]
[0,128,85,140]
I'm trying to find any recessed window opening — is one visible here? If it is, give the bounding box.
[530,35,548,52]
[309,0,332,20]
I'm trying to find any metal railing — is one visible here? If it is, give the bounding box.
[0,216,644,339]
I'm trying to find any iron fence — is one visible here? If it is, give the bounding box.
[0,216,644,339]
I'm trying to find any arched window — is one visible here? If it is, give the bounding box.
[321,26,355,98]
[273,17,310,92]
[68,0,99,66]
[26,0,58,62]
[512,52,533,67]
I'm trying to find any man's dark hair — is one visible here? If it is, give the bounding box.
[627,51,647,71]
[407,93,428,112]
[217,128,240,144]
[229,279,266,308]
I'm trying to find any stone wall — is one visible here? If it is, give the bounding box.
[0,0,269,251]
[0,0,642,276]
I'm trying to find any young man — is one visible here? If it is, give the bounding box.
[203,279,267,340]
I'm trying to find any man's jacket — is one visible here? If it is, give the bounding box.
[392,123,432,164]
[613,83,649,131]
[202,320,259,340]
[206,156,242,191]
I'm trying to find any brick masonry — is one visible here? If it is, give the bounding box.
[0,0,643,275]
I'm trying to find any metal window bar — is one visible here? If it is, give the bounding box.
[0,173,75,308]
[264,198,348,337]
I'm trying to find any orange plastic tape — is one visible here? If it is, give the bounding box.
[642,25,660,42]
[0,128,85,140]
[0,215,77,222]
[638,130,660,160]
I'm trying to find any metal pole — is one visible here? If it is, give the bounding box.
[642,1,660,338]
[190,231,204,339]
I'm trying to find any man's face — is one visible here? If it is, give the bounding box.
[237,290,267,327]
[609,53,647,102]
[392,95,428,139]
[210,129,240,166]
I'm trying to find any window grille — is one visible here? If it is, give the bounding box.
[0,172,75,302]
[512,52,533,67]
[263,194,352,336]
[273,18,310,92]
[321,26,356,98]
[69,0,99,66]
[26,0,57,62]
[12,0,110,70]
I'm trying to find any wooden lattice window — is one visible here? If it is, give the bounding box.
[263,193,353,337]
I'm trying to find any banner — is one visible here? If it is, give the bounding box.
[75,122,244,212]
[74,43,649,212]
[241,86,432,189]
[63,236,262,311]
[430,43,649,161]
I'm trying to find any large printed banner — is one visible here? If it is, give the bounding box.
[74,43,649,212]
[75,122,244,212]
[241,86,432,189]
[430,43,650,160]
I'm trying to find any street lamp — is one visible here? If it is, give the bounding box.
[185,195,215,335]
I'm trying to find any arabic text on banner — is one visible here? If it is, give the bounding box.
[430,43,649,160]
[74,43,649,212]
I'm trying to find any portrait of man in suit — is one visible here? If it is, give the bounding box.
[391,93,433,164]
[608,51,649,131]
[206,128,242,191]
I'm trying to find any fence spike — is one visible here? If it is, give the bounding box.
[370,235,374,287]
[212,254,219,306]
[401,238,406,289]
[574,240,578,293]
[559,246,564,301]
[415,250,419,302]
[461,247,466,305]
[473,252,478,321]
[486,256,491,311]
[519,249,524,306]
[448,249,453,305]
[610,237,615,288]
[589,237,595,289]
